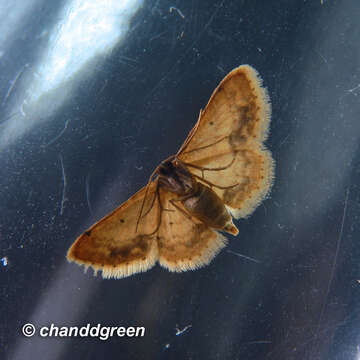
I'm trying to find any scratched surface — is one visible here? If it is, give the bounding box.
[1,1,360,360]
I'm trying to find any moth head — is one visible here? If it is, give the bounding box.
[158,159,175,176]
[158,158,195,195]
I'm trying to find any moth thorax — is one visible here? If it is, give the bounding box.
[158,159,195,196]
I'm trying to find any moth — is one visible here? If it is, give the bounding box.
[67,65,274,278]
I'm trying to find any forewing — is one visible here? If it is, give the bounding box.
[178,65,274,218]
[67,182,159,279]
[157,189,227,272]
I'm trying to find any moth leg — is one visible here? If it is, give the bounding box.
[162,207,176,212]
[180,135,229,155]
[192,173,239,190]
[169,198,193,221]
[180,154,236,179]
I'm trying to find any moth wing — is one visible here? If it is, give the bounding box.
[157,189,227,272]
[67,182,159,279]
[178,65,274,219]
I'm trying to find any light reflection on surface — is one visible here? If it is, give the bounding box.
[0,1,39,52]
[0,0,143,149]
[32,0,141,98]
[5,0,143,357]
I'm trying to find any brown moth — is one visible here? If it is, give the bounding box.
[67,65,274,278]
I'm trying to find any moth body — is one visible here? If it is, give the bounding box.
[158,158,238,235]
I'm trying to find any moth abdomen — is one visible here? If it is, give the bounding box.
[183,182,238,235]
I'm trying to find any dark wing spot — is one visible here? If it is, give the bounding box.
[110,246,131,258]
[85,230,92,236]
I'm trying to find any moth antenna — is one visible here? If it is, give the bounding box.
[135,167,159,233]
[146,185,163,236]
[136,154,177,232]
[177,110,202,155]
[140,188,158,219]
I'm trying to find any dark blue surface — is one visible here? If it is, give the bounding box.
[1,0,360,359]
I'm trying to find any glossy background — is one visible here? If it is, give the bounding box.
[1,0,360,359]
